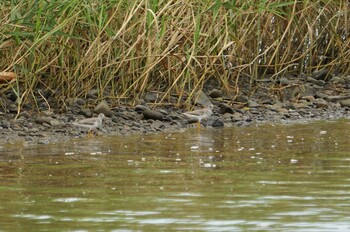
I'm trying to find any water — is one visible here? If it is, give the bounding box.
[1,120,350,231]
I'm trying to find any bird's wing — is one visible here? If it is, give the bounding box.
[74,117,97,125]
[183,108,207,116]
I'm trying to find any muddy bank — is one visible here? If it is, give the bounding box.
[1,72,350,145]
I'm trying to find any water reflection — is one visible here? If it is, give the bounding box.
[1,120,350,231]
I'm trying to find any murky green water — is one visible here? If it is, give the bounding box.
[1,120,350,231]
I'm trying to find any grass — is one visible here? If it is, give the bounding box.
[0,0,349,110]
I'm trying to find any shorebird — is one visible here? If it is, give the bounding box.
[72,113,106,134]
[182,104,214,128]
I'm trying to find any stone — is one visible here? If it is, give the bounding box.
[248,100,260,108]
[293,102,309,109]
[193,90,211,106]
[50,119,61,127]
[143,110,165,121]
[312,69,329,81]
[209,89,223,98]
[206,118,224,128]
[79,109,93,117]
[144,92,158,103]
[278,77,293,85]
[19,111,31,119]
[302,96,315,102]
[306,77,325,87]
[300,84,317,97]
[87,89,98,99]
[8,104,17,113]
[266,104,283,112]
[276,107,289,114]
[150,120,166,130]
[313,98,328,108]
[135,104,149,112]
[66,98,86,107]
[326,95,349,102]
[94,100,112,117]
[231,112,243,122]
[281,86,299,101]
[157,109,168,115]
[340,99,350,107]
[219,103,234,114]
[329,76,342,84]
[35,116,53,125]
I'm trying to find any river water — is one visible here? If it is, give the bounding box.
[1,120,350,231]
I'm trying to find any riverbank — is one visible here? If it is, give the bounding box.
[1,73,350,145]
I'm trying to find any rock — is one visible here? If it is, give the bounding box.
[66,98,86,107]
[206,118,224,128]
[135,105,149,112]
[6,92,17,102]
[329,76,342,84]
[94,100,112,117]
[150,120,166,130]
[302,96,315,102]
[266,104,283,112]
[219,103,234,114]
[231,112,243,121]
[316,92,329,99]
[293,102,309,109]
[35,116,53,125]
[0,120,10,129]
[312,69,329,81]
[193,90,211,106]
[87,89,98,99]
[235,94,249,103]
[276,107,289,114]
[157,109,168,115]
[281,86,299,101]
[300,84,317,97]
[50,119,61,127]
[143,110,165,121]
[209,89,223,98]
[79,109,93,117]
[8,104,17,113]
[278,77,293,85]
[326,95,349,102]
[19,111,31,119]
[37,139,50,145]
[313,98,328,108]
[248,100,260,108]
[144,92,158,103]
[340,99,350,107]
[306,77,325,87]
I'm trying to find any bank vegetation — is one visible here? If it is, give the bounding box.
[1,0,349,108]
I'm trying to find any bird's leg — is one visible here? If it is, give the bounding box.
[87,129,94,138]
[197,121,201,129]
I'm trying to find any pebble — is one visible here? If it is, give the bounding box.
[219,103,234,114]
[312,69,329,80]
[66,98,86,107]
[144,93,158,103]
[35,116,53,125]
[248,100,260,108]
[94,100,113,116]
[209,89,223,98]
[143,110,165,121]
[207,118,224,128]
[79,109,93,117]
[340,99,350,107]
[135,105,149,112]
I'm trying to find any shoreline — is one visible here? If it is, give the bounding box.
[1,74,350,146]
[0,99,349,146]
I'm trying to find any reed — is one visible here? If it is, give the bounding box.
[0,0,349,109]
